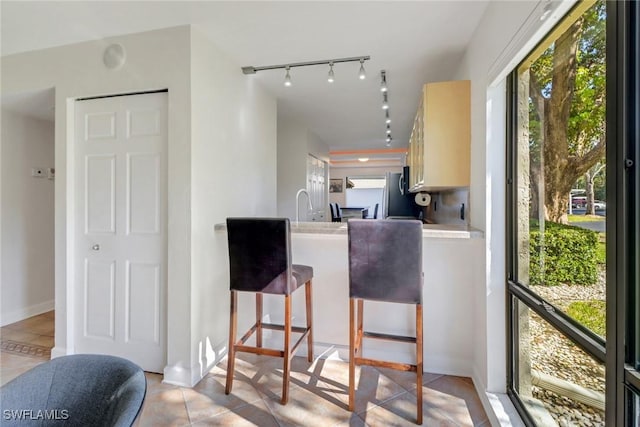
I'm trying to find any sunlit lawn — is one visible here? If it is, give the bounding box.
[568,214,605,222]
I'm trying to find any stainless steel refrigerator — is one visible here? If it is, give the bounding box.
[382,169,420,219]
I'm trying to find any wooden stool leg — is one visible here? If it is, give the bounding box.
[225,291,238,394]
[416,303,423,425]
[256,293,263,348]
[282,294,292,404]
[357,299,364,340]
[305,280,313,362]
[348,298,355,411]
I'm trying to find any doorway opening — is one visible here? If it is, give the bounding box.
[1,88,56,347]
[345,176,384,219]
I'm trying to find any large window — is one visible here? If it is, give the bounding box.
[507,1,639,425]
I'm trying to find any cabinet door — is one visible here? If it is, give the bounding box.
[416,97,425,187]
[423,80,470,188]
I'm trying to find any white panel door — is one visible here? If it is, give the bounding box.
[75,92,167,372]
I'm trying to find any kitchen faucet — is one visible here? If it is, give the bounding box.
[296,189,313,225]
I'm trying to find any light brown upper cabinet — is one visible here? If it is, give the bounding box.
[407,80,470,192]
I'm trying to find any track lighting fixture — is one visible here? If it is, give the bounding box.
[242,56,370,87]
[380,70,392,147]
[380,70,388,92]
[284,66,292,87]
[358,59,366,80]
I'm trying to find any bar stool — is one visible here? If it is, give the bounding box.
[225,217,314,405]
[329,203,342,222]
[347,219,424,424]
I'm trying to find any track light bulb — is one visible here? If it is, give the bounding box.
[386,136,392,143]
[328,63,335,83]
[284,66,292,87]
[380,71,388,92]
[386,126,391,134]
[358,59,366,80]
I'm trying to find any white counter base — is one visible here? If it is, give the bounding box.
[215,222,484,378]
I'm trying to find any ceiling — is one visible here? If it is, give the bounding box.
[1,1,489,163]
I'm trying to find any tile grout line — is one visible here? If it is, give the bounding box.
[179,387,194,427]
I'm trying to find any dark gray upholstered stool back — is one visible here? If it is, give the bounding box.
[348,219,423,304]
[227,218,294,295]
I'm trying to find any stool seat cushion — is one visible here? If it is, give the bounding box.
[292,264,313,290]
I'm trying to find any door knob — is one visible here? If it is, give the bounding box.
[92,244,100,251]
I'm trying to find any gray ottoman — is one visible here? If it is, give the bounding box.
[0,354,146,426]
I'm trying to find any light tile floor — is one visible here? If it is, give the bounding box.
[1,312,490,426]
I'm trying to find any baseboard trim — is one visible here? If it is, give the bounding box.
[472,368,525,427]
[0,299,54,327]
[50,346,69,359]
[163,364,196,387]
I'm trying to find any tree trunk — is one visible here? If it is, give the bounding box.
[530,163,541,219]
[585,171,595,215]
[542,20,582,224]
[528,15,606,224]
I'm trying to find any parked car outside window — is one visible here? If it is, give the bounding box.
[571,196,587,208]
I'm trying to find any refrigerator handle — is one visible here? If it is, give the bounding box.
[398,174,404,195]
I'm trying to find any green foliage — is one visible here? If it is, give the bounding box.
[566,300,606,337]
[596,241,606,265]
[529,0,606,157]
[529,220,599,286]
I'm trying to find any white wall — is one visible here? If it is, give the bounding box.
[277,118,307,220]
[1,26,193,379]
[276,116,329,220]
[189,28,277,384]
[456,0,577,424]
[345,188,383,217]
[1,110,55,325]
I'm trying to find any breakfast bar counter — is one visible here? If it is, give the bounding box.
[214,221,483,239]
[214,221,484,376]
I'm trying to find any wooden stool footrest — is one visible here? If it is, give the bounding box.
[354,356,417,372]
[262,323,309,334]
[236,345,284,358]
[362,331,417,344]
[234,325,311,359]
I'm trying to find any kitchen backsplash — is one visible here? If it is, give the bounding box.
[423,188,469,225]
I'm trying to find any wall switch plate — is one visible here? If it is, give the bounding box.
[31,168,45,178]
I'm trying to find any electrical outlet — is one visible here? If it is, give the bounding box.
[31,168,45,178]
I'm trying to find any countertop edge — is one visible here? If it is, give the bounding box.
[214,223,484,239]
